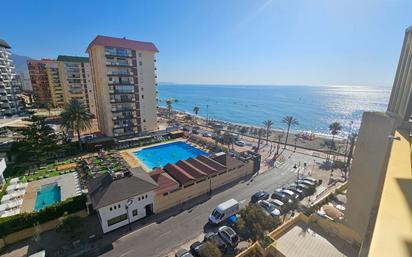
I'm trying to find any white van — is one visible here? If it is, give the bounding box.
[209,199,239,225]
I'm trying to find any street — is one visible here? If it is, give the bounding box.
[100,150,321,257]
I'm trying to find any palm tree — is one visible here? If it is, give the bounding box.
[165,98,178,120]
[213,127,221,147]
[345,132,357,180]
[263,120,273,144]
[193,106,200,123]
[276,133,284,155]
[60,99,93,150]
[221,132,235,151]
[329,121,343,151]
[256,128,264,153]
[281,116,299,149]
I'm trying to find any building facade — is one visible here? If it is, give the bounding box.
[0,39,23,116]
[27,60,52,107]
[44,59,65,107]
[87,35,158,138]
[87,168,158,233]
[57,55,97,117]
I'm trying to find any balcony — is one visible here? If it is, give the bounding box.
[105,51,132,58]
[107,70,133,76]
[106,61,132,67]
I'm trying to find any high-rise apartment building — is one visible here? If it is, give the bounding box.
[57,55,97,117]
[28,59,65,108]
[0,39,23,116]
[344,26,412,257]
[87,36,158,138]
[27,59,52,107]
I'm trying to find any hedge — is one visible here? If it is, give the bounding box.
[0,194,86,237]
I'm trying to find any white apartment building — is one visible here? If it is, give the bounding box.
[0,39,23,116]
[87,35,158,138]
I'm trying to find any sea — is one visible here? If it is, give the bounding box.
[157,84,391,136]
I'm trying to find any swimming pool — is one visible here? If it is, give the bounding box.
[134,141,207,170]
[34,183,61,211]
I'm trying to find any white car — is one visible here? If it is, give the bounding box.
[234,140,245,146]
[218,226,239,247]
[258,200,281,217]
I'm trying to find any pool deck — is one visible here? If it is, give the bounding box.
[120,138,209,173]
[21,173,80,213]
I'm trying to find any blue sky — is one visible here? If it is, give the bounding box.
[3,0,412,86]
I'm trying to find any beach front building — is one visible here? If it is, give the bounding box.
[57,55,97,118]
[342,26,412,257]
[0,39,23,116]
[87,167,158,233]
[86,35,158,138]
[44,59,65,108]
[27,59,52,107]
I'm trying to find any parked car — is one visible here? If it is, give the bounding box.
[218,226,239,247]
[272,189,294,204]
[209,199,239,225]
[297,179,317,188]
[192,129,200,134]
[175,249,194,257]
[190,241,205,256]
[269,199,286,214]
[281,189,300,201]
[182,126,191,132]
[234,140,245,146]
[202,132,212,137]
[204,232,228,253]
[287,185,306,199]
[303,177,321,185]
[258,200,281,217]
[292,182,315,196]
[251,191,269,203]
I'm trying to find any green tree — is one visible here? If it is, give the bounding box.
[193,106,200,123]
[221,132,235,151]
[239,127,248,138]
[213,127,222,147]
[56,215,83,237]
[256,128,264,153]
[11,115,60,162]
[263,120,273,144]
[235,204,280,241]
[281,116,298,149]
[199,241,222,257]
[60,99,92,151]
[165,98,178,120]
[329,122,343,150]
[345,132,357,180]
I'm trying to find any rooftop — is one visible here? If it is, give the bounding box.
[274,221,358,257]
[87,167,158,209]
[87,35,159,53]
[57,55,89,63]
[0,39,11,49]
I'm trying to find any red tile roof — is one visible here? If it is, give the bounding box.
[176,160,208,179]
[212,154,244,170]
[197,155,226,171]
[87,35,159,52]
[186,157,218,175]
[150,168,179,195]
[164,163,195,186]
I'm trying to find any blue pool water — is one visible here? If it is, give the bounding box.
[34,184,61,211]
[134,141,207,170]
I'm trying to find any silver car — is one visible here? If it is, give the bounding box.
[258,200,281,217]
[218,225,239,247]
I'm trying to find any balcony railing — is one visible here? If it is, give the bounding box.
[105,51,132,57]
[106,61,132,67]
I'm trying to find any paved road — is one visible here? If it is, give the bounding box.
[100,151,321,257]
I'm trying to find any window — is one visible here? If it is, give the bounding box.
[143,119,146,122]
[114,205,117,210]
[107,214,128,226]
[138,53,142,57]
[145,195,148,199]
[110,207,112,211]
[132,209,138,216]
[139,61,142,66]
[142,95,144,99]
[138,197,140,201]
[118,204,121,208]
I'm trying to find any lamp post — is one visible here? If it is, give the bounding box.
[125,198,133,231]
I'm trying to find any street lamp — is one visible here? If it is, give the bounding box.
[125,198,133,231]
